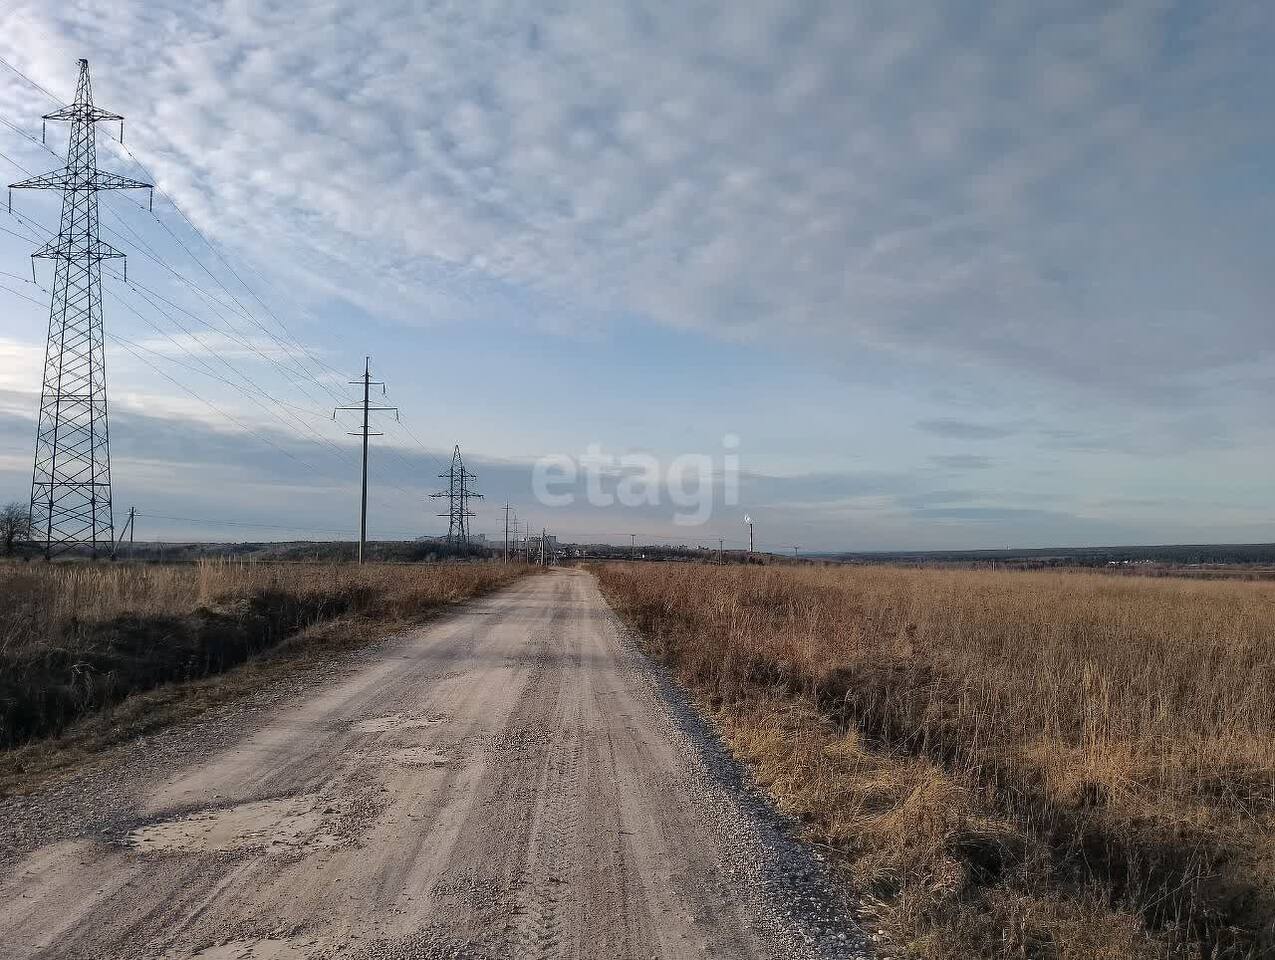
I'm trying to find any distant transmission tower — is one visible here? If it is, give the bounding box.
[9,59,152,558]
[431,445,482,545]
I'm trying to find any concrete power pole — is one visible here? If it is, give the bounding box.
[112,506,136,560]
[719,538,724,564]
[540,527,546,566]
[333,357,398,564]
[503,502,511,564]
[745,515,754,553]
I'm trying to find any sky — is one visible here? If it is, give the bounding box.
[0,0,1272,551]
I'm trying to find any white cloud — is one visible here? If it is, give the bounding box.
[0,1,1272,546]
[0,0,1268,400]
[0,337,43,393]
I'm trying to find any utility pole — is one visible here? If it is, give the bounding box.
[745,515,754,553]
[503,502,511,563]
[792,544,799,560]
[719,538,724,564]
[10,60,152,559]
[112,506,136,560]
[630,533,635,559]
[333,357,398,564]
[540,527,546,566]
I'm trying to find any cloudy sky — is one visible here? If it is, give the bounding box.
[0,0,1271,550]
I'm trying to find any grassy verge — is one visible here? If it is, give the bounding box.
[0,560,531,793]
[595,562,1275,959]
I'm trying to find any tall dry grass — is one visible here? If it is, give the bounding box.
[596,562,1275,959]
[0,560,526,750]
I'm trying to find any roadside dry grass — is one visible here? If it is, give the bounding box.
[595,562,1275,959]
[0,560,530,792]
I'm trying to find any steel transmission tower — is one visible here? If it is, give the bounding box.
[9,59,151,558]
[431,445,482,545]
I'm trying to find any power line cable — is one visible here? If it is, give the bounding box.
[0,55,61,103]
[1,76,450,498]
[110,331,422,520]
[136,513,358,536]
[134,511,426,541]
[1,96,451,481]
[7,202,352,450]
[0,90,348,410]
[0,204,422,516]
[6,200,341,440]
[0,277,44,306]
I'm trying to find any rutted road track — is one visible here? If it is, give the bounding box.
[0,569,864,959]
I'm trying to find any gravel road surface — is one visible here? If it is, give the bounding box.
[0,569,865,959]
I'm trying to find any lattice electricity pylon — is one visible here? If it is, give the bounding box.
[430,444,482,545]
[9,59,152,559]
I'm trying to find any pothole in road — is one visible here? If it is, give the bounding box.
[389,747,450,767]
[128,795,343,855]
[163,939,305,960]
[351,713,446,734]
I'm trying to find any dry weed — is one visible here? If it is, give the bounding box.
[0,560,528,751]
[597,562,1275,959]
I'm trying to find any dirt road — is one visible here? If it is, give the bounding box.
[0,569,862,959]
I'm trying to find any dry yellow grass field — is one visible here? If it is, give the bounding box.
[0,560,528,755]
[596,562,1275,959]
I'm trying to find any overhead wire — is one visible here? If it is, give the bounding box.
[133,512,428,541]
[0,156,751,550]
[108,334,338,477]
[3,195,351,450]
[0,187,424,516]
[0,62,465,522]
[0,81,453,479]
[0,83,347,409]
[136,512,358,536]
[23,248,422,521]
[0,276,44,306]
